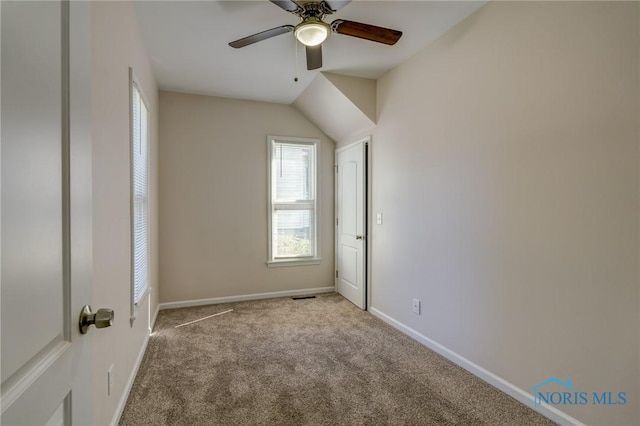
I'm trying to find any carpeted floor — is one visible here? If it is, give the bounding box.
[119,293,555,425]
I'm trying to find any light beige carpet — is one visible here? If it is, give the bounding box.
[119,293,555,425]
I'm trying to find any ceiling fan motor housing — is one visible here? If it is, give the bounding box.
[298,1,334,20]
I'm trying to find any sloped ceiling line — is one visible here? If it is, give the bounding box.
[292,72,376,144]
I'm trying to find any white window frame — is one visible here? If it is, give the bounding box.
[267,136,321,267]
[130,67,150,323]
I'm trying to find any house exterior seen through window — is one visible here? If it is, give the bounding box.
[267,136,320,266]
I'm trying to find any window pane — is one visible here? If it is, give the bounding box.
[268,137,318,263]
[273,209,313,257]
[132,82,149,306]
[133,194,148,304]
[274,143,312,201]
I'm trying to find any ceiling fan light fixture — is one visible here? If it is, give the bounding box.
[294,20,329,46]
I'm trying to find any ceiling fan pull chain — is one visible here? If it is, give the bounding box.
[293,39,299,82]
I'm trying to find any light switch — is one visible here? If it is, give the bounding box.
[376,213,383,225]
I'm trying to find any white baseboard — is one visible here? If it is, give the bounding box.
[150,303,159,331]
[110,331,150,426]
[110,303,159,426]
[368,307,584,426]
[159,286,336,311]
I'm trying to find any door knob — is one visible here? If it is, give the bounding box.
[355,235,364,240]
[79,305,114,334]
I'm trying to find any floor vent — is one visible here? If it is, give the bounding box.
[291,295,317,300]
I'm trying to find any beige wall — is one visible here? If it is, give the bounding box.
[372,2,639,425]
[293,73,375,148]
[323,72,376,123]
[91,1,159,424]
[293,72,378,149]
[159,91,335,303]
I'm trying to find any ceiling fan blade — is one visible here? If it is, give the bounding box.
[269,0,302,14]
[229,25,294,48]
[306,45,322,70]
[320,0,351,13]
[331,19,402,45]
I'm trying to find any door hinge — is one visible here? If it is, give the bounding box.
[336,270,339,279]
[336,218,338,226]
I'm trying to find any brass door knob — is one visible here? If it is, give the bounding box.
[79,305,114,334]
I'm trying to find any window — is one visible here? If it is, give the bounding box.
[130,68,149,321]
[267,136,320,266]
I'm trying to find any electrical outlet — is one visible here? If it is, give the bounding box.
[108,365,114,396]
[376,213,383,225]
[412,298,421,315]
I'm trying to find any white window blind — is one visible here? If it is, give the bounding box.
[268,137,319,265]
[131,73,149,319]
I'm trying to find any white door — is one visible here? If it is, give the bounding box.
[1,1,94,424]
[336,140,366,309]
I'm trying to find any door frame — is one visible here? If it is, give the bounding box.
[334,136,372,309]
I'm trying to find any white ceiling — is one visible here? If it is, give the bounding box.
[134,1,485,104]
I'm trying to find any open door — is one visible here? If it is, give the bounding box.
[335,139,367,309]
[1,2,95,424]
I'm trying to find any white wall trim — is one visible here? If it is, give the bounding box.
[335,136,370,154]
[150,303,159,332]
[110,330,150,426]
[111,304,159,426]
[266,258,322,268]
[159,287,336,311]
[368,306,585,426]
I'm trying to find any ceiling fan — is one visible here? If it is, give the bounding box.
[228,0,402,71]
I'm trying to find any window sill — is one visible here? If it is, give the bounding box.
[267,258,322,268]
